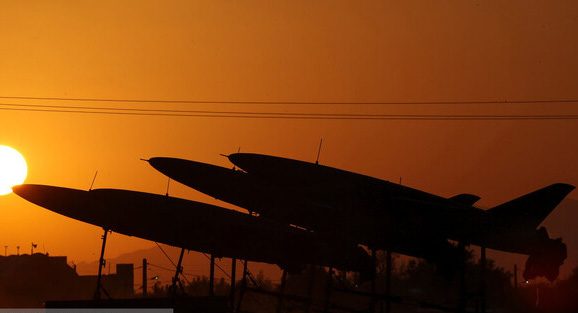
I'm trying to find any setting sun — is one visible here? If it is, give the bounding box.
[0,146,27,195]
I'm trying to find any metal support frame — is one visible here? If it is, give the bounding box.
[143,258,148,298]
[276,269,288,313]
[304,265,316,313]
[235,260,249,313]
[209,254,216,296]
[457,242,467,313]
[514,264,518,290]
[323,267,333,313]
[385,250,392,313]
[170,248,186,297]
[230,257,237,309]
[368,250,377,313]
[94,228,111,301]
[480,246,486,313]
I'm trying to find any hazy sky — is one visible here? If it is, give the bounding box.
[0,0,577,276]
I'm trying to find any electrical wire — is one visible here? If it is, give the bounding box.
[2,95,578,105]
[1,103,578,120]
[147,263,200,278]
[202,253,231,280]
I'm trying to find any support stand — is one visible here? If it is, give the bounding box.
[235,260,249,313]
[209,254,216,297]
[514,264,518,290]
[480,246,486,313]
[368,250,377,313]
[457,242,467,313]
[143,258,148,298]
[276,269,288,313]
[94,228,111,301]
[304,265,316,313]
[385,250,392,313]
[323,267,334,313]
[170,248,186,297]
[230,258,237,310]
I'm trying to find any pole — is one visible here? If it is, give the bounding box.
[171,248,185,297]
[323,267,334,313]
[305,265,316,313]
[143,258,148,298]
[514,264,518,290]
[209,254,215,297]
[457,242,467,313]
[369,250,377,313]
[276,269,287,313]
[235,260,248,313]
[230,258,237,309]
[480,246,486,313]
[385,250,392,313]
[94,228,109,301]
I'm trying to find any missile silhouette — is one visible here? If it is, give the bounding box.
[146,157,322,227]
[12,184,373,275]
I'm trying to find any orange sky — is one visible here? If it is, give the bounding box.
[0,0,577,278]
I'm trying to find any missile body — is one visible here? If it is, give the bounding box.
[13,184,373,274]
[226,153,573,282]
[147,157,445,251]
[148,157,327,230]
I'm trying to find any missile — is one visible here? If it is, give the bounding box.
[226,152,364,184]
[147,157,280,212]
[147,157,325,229]
[12,184,373,275]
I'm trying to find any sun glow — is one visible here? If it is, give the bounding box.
[0,146,27,195]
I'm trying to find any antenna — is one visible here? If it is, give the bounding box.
[90,171,98,191]
[399,177,402,185]
[165,178,171,196]
[220,146,241,158]
[233,146,241,170]
[315,139,323,165]
[223,147,242,170]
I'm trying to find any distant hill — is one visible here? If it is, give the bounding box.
[74,245,282,292]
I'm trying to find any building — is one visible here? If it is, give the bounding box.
[0,253,133,307]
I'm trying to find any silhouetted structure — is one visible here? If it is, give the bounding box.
[0,253,133,307]
[12,184,373,276]
[10,152,576,312]
[148,154,572,282]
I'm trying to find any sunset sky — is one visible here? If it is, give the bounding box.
[1,0,577,278]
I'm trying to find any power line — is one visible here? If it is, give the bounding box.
[1,95,578,105]
[201,253,231,280]
[2,105,578,120]
[147,263,201,278]
[0,102,454,116]
[3,102,578,118]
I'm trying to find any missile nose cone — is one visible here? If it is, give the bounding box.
[228,153,266,174]
[149,157,235,181]
[227,153,247,169]
[12,184,89,216]
[148,157,244,198]
[148,157,193,179]
[148,157,169,172]
[11,184,25,195]
[12,184,46,202]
